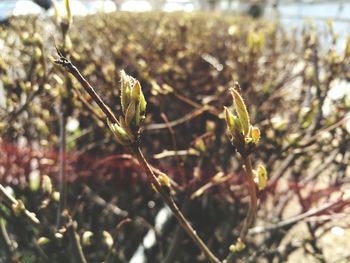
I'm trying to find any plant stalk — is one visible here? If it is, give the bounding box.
[240,156,257,242]
[132,146,221,263]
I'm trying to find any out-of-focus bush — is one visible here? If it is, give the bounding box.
[0,12,349,262]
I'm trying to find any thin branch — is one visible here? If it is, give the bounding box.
[54,55,119,124]
[0,184,40,226]
[240,157,258,242]
[145,107,208,131]
[249,197,350,235]
[132,147,221,263]
[67,217,88,263]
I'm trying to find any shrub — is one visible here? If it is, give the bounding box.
[0,11,349,263]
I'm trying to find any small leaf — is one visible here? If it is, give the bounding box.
[125,100,137,127]
[120,70,132,114]
[132,81,141,100]
[157,173,171,194]
[133,81,147,114]
[224,106,235,132]
[230,88,250,135]
[224,107,241,134]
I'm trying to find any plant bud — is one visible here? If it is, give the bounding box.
[42,175,52,194]
[108,120,133,145]
[120,70,133,114]
[125,100,141,128]
[235,238,246,252]
[224,107,242,139]
[224,107,235,133]
[29,170,40,192]
[12,200,25,217]
[157,173,171,193]
[230,88,250,136]
[251,126,260,144]
[37,237,50,246]
[55,232,63,239]
[103,231,114,249]
[256,164,268,190]
[194,138,206,152]
[82,231,94,247]
[120,71,147,131]
[51,191,60,202]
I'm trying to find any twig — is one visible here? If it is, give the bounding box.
[56,105,67,230]
[145,107,208,131]
[54,55,118,124]
[132,147,221,263]
[249,197,350,235]
[0,184,40,226]
[239,156,258,242]
[83,185,128,217]
[67,217,88,263]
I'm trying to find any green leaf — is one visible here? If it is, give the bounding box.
[231,88,250,135]
[120,70,132,114]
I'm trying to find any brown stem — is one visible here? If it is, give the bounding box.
[132,147,221,263]
[239,156,257,242]
[0,184,40,226]
[54,55,119,125]
[67,218,88,263]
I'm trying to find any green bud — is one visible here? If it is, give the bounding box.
[251,126,261,144]
[195,138,206,152]
[125,100,139,128]
[82,231,94,247]
[230,87,250,136]
[29,170,40,192]
[12,200,25,217]
[235,239,246,252]
[37,237,50,246]
[120,71,147,130]
[108,120,133,145]
[256,164,268,190]
[42,175,52,194]
[224,106,235,133]
[120,70,132,114]
[103,231,114,249]
[51,191,60,202]
[157,173,171,194]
